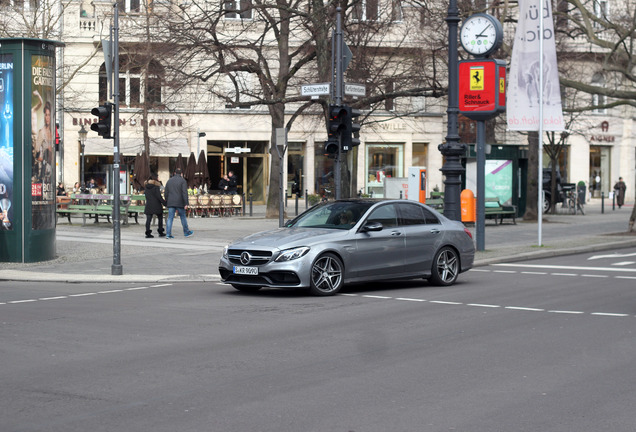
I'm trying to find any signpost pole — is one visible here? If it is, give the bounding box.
[476,121,485,251]
[111,4,122,275]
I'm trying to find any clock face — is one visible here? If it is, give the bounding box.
[460,14,503,57]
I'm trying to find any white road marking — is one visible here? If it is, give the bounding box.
[505,306,544,312]
[588,252,636,260]
[494,263,636,273]
[612,261,635,266]
[430,300,462,305]
[521,271,548,275]
[591,312,630,317]
[493,270,517,274]
[395,297,427,302]
[552,273,578,277]
[1,284,173,306]
[467,303,500,308]
[581,274,609,278]
[616,276,636,280]
[548,310,585,314]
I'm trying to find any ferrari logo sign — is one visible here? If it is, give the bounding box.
[458,59,506,120]
[470,66,484,91]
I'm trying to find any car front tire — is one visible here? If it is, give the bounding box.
[428,246,459,286]
[309,253,344,296]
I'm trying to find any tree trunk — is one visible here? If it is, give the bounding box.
[524,131,539,221]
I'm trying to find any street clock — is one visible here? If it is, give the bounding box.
[460,13,504,57]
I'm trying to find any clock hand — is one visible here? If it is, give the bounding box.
[476,24,492,38]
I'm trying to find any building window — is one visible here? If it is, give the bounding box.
[0,0,38,9]
[98,57,163,107]
[352,0,379,21]
[593,0,609,28]
[118,0,141,14]
[385,81,394,111]
[391,0,403,22]
[591,72,606,114]
[224,0,252,19]
[224,71,252,109]
[366,143,404,197]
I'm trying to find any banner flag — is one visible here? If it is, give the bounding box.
[507,0,564,131]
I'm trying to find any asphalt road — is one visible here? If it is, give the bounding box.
[2,246,636,432]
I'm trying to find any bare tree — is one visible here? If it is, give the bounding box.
[163,0,449,217]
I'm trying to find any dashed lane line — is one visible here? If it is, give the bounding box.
[1,284,173,307]
[340,293,634,319]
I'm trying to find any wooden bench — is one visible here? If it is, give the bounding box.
[484,197,517,225]
[56,193,133,226]
[424,197,444,212]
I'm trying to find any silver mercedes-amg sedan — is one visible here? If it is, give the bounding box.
[219,199,475,296]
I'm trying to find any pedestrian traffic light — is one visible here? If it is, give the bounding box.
[327,104,347,141]
[342,105,361,151]
[324,138,339,158]
[91,102,112,138]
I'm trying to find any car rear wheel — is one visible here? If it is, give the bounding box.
[231,284,262,293]
[309,253,344,296]
[428,246,459,286]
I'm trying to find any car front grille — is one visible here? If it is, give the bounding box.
[227,249,273,266]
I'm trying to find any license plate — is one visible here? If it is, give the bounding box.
[233,266,258,275]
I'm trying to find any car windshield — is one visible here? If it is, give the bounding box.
[287,201,374,230]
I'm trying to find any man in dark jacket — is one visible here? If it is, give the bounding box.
[164,167,193,239]
[143,173,166,238]
[227,171,238,194]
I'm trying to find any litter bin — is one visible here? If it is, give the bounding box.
[460,189,476,223]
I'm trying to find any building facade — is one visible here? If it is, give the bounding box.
[3,0,634,209]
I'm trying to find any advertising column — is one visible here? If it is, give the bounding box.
[0,38,63,262]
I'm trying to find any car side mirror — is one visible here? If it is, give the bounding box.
[360,221,383,232]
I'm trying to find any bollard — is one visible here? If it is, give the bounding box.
[285,189,288,207]
[601,191,604,214]
[249,193,253,217]
[242,193,246,215]
[612,191,616,211]
[399,190,403,199]
[305,189,308,210]
[295,194,299,215]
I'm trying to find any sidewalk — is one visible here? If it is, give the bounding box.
[1,200,635,283]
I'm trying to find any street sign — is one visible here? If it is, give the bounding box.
[300,83,330,96]
[345,83,366,97]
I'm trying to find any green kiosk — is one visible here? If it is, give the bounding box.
[0,38,64,262]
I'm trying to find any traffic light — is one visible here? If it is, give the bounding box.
[327,104,347,142]
[55,123,60,152]
[324,138,339,158]
[91,102,112,138]
[342,105,361,151]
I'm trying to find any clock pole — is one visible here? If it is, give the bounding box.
[439,0,465,221]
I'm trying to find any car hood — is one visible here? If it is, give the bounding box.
[231,228,349,249]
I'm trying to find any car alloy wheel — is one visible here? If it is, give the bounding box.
[309,253,344,296]
[428,246,459,286]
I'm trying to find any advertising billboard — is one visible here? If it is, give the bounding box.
[0,53,13,231]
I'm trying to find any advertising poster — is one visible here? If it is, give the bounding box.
[0,54,14,231]
[31,54,55,230]
[466,159,514,205]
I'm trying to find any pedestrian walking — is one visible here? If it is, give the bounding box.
[613,177,626,208]
[143,173,166,238]
[164,167,193,239]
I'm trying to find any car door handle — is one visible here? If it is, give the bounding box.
[430,229,441,234]
[390,231,402,236]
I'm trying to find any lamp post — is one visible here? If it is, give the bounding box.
[439,0,466,221]
[78,124,87,188]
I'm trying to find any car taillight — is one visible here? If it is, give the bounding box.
[464,228,473,239]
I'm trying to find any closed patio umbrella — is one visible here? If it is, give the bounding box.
[132,151,150,192]
[194,150,210,189]
[184,152,197,188]
[175,153,185,174]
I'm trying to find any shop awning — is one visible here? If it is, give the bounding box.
[84,138,189,157]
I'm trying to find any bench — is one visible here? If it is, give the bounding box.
[425,197,444,212]
[56,194,133,226]
[484,197,517,225]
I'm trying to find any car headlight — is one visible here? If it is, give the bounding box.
[275,246,310,262]
[222,245,229,259]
